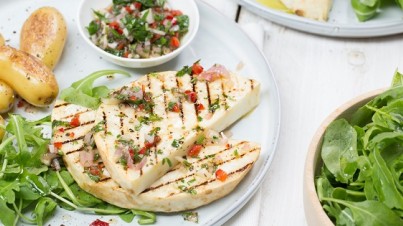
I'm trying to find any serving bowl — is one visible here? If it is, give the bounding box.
[77,0,199,68]
[303,88,385,226]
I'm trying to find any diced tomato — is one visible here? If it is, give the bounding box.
[69,132,75,138]
[197,104,205,111]
[215,169,228,182]
[165,14,174,20]
[123,51,130,58]
[188,144,203,157]
[192,63,204,75]
[89,166,101,176]
[139,147,147,155]
[184,90,197,103]
[125,6,133,14]
[70,114,80,127]
[134,2,142,10]
[170,37,180,48]
[54,142,63,149]
[89,219,109,226]
[129,96,137,101]
[129,149,135,157]
[171,10,183,17]
[58,127,65,132]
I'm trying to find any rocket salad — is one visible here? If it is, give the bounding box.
[351,0,403,22]
[87,0,189,59]
[316,71,403,225]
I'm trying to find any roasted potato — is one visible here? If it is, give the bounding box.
[20,7,67,70]
[0,34,14,113]
[0,45,59,107]
[0,115,5,140]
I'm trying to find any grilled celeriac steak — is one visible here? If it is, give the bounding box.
[94,66,260,195]
[280,0,333,21]
[51,100,260,211]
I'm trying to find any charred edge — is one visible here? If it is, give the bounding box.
[63,120,95,132]
[147,74,154,114]
[54,102,70,108]
[65,146,85,155]
[120,111,125,135]
[98,177,112,183]
[249,79,254,90]
[141,147,258,193]
[102,110,108,135]
[175,76,185,125]
[59,109,93,120]
[60,135,86,145]
[162,78,168,116]
[195,141,248,164]
[206,81,212,111]
[191,74,199,118]
[221,78,228,110]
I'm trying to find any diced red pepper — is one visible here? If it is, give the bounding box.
[215,169,228,182]
[69,132,75,138]
[197,104,205,111]
[129,149,135,158]
[89,219,109,226]
[170,37,180,48]
[58,127,65,132]
[123,51,130,58]
[171,103,180,113]
[192,63,204,75]
[109,21,123,34]
[184,90,197,103]
[54,142,63,149]
[116,42,125,50]
[188,144,203,157]
[171,10,183,17]
[70,114,80,127]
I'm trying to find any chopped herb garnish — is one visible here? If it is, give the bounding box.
[234,149,239,158]
[182,211,199,223]
[197,116,203,122]
[171,137,184,148]
[162,157,172,167]
[209,99,220,113]
[176,65,192,77]
[92,120,105,132]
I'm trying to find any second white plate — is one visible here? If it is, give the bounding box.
[238,0,403,38]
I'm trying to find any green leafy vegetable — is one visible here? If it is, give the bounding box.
[316,71,403,225]
[60,70,130,109]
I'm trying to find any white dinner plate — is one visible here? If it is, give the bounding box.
[238,0,403,38]
[0,0,280,225]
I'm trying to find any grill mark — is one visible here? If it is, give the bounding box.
[58,109,93,120]
[220,78,229,111]
[99,177,112,183]
[65,146,85,155]
[166,163,253,197]
[59,135,85,145]
[249,79,254,90]
[120,111,125,135]
[162,78,168,116]
[206,81,212,111]
[175,76,185,126]
[102,110,108,135]
[54,102,70,108]
[191,74,199,118]
[61,120,95,132]
[141,148,257,193]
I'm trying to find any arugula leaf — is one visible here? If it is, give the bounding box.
[60,70,130,109]
[0,200,15,226]
[0,180,20,203]
[391,70,403,87]
[34,197,57,226]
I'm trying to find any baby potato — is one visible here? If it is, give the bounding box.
[20,6,67,70]
[0,81,14,113]
[0,45,59,107]
[0,115,5,140]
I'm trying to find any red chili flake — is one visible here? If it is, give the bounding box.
[215,169,228,182]
[70,114,80,127]
[89,219,109,226]
[54,142,63,149]
[187,144,203,157]
[184,90,197,103]
[17,100,24,108]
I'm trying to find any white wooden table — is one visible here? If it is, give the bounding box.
[202,0,403,225]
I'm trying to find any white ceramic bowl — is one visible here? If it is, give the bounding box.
[303,88,385,226]
[77,0,199,68]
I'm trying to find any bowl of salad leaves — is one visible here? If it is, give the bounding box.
[77,0,199,68]
[304,72,403,226]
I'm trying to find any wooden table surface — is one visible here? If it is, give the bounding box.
[202,0,403,225]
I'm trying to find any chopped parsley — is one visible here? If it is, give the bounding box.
[182,211,199,223]
[162,157,172,167]
[209,99,220,113]
[171,137,184,148]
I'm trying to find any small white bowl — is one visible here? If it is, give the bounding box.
[77,0,199,68]
[303,88,385,226]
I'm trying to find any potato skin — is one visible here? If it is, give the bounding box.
[0,115,5,140]
[0,81,14,113]
[0,45,59,107]
[20,6,67,70]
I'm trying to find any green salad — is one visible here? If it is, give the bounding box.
[352,0,403,22]
[316,71,403,225]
